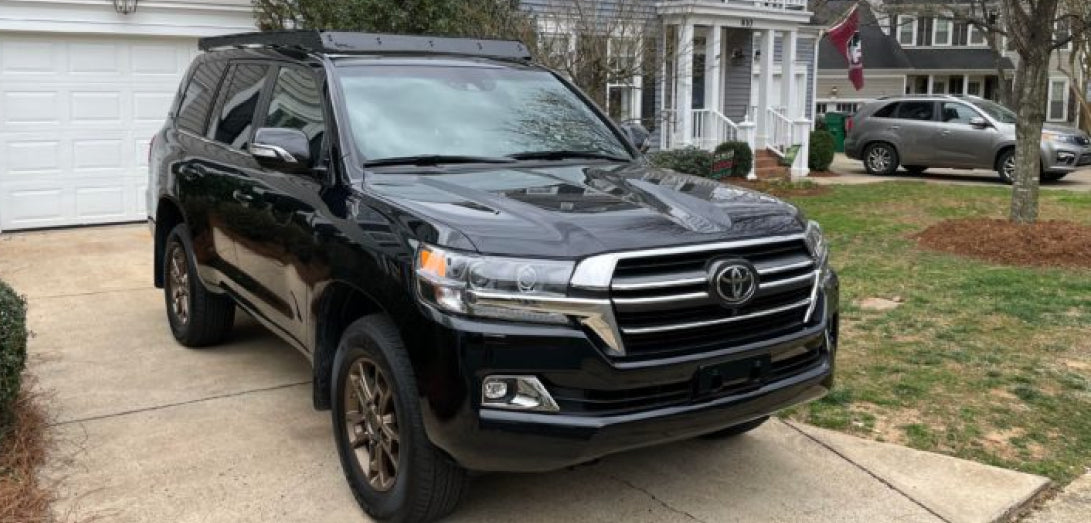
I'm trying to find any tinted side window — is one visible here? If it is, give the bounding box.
[212,64,270,149]
[940,102,979,124]
[896,101,935,121]
[873,103,898,118]
[176,61,227,134]
[264,67,326,163]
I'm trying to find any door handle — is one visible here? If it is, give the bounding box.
[232,190,255,204]
[179,164,206,181]
[941,130,952,135]
[888,126,900,131]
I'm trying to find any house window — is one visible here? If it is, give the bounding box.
[933,18,952,46]
[1048,79,1068,121]
[606,35,643,123]
[932,79,945,94]
[1055,20,1072,50]
[968,80,982,96]
[968,25,986,46]
[898,15,917,46]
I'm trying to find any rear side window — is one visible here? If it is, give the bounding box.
[896,101,935,121]
[872,103,898,118]
[264,67,326,163]
[176,61,227,135]
[211,63,271,149]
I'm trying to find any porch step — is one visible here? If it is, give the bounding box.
[753,149,790,180]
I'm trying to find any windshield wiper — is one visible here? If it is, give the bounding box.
[364,155,516,167]
[506,150,631,162]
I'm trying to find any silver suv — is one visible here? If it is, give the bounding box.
[845,95,1091,182]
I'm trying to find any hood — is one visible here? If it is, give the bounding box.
[363,162,804,258]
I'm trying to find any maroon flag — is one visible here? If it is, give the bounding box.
[826,5,864,90]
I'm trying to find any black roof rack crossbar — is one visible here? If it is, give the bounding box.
[198,30,533,61]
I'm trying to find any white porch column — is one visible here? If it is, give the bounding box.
[704,25,722,114]
[927,75,934,94]
[755,29,775,149]
[963,74,970,95]
[781,30,798,118]
[677,22,695,147]
[658,25,669,149]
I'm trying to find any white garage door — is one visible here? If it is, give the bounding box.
[0,33,198,231]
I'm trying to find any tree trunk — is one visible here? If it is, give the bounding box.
[1009,56,1049,224]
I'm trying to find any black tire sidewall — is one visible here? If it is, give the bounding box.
[997,150,1015,183]
[864,143,898,175]
[331,318,422,521]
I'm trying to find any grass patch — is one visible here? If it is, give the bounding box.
[778,181,1091,484]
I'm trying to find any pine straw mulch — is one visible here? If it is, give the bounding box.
[916,218,1091,269]
[0,387,51,523]
[805,170,841,178]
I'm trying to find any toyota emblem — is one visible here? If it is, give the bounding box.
[711,260,758,307]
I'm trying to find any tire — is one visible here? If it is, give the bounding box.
[332,315,468,522]
[996,149,1016,184]
[1041,171,1068,182]
[863,143,899,175]
[699,416,769,440]
[903,165,927,175]
[163,223,235,347]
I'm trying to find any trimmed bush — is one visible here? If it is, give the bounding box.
[648,146,714,177]
[809,129,836,171]
[712,141,754,178]
[0,280,27,432]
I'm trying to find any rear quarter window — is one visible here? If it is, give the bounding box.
[176,61,227,135]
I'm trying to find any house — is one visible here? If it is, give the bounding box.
[815,0,1077,127]
[0,0,820,232]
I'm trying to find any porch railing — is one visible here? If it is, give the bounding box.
[691,109,739,151]
[766,108,794,157]
[725,0,807,10]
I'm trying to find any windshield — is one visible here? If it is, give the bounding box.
[337,63,633,163]
[969,98,1018,124]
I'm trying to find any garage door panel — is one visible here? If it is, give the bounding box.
[1,34,195,231]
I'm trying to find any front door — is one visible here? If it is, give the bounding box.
[932,101,997,168]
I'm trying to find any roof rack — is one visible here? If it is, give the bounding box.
[198,30,533,61]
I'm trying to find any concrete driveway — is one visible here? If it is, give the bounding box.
[821,154,1091,191]
[0,225,1051,523]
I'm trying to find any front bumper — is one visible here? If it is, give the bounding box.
[1042,142,1091,173]
[417,272,840,472]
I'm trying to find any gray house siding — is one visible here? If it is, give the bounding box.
[722,28,754,123]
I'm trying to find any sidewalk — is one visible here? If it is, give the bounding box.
[815,154,1091,192]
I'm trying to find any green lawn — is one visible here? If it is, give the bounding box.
[774,181,1091,484]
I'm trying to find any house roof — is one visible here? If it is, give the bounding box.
[814,1,1013,72]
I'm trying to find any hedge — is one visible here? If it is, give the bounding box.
[648,146,714,177]
[809,129,836,171]
[712,141,754,178]
[0,279,27,432]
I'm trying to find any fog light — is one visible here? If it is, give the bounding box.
[481,376,559,412]
[1057,151,1076,164]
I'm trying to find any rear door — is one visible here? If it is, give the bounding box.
[891,101,937,165]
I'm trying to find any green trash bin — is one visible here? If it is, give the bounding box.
[824,112,847,153]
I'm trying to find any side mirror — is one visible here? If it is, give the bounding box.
[620,122,650,153]
[249,127,311,173]
[969,117,990,129]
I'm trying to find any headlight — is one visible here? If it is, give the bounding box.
[415,244,575,324]
[804,220,829,268]
[1042,132,1079,144]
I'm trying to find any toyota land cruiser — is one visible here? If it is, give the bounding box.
[148,31,839,522]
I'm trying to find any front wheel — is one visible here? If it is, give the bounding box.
[332,315,468,522]
[863,143,899,175]
[1041,171,1068,182]
[996,150,1016,184]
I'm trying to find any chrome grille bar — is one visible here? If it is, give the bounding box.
[621,298,812,335]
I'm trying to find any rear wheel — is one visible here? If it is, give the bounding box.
[903,165,927,175]
[863,143,898,175]
[332,315,468,522]
[699,416,769,439]
[163,224,235,347]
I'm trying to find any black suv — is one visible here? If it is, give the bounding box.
[148,31,839,522]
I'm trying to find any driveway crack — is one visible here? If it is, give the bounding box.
[596,470,709,523]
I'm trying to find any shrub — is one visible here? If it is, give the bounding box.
[712,141,754,178]
[648,146,714,177]
[809,129,836,171]
[0,280,27,432]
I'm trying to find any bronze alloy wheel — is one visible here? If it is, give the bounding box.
[344,357,400,491]
[167,243,190,326]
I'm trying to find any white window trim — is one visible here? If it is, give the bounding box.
[605,33,644,122]
[1055,21,1073,51]
[898,15,918,46]
[968,25,986,46]
[932,18,952,46]
[1048,78,1069,122]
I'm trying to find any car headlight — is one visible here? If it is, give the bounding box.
[1042,132,1079,145]
[415,244,576,324]
[804,220,829,268]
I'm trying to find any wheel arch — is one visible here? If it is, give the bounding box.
[154,197,187,289]
[312,280,388,410]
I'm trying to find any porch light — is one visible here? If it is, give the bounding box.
[830,86,839,100]
[112,0,138,14]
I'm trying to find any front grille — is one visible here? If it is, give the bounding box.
[609,238,816,360]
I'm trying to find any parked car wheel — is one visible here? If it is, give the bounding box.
[996,149,1016,184]
[698,416,769,439]
[332,315,469,522]
[1041,171,1068,182]
[863,143,899,175]
[903,165,927,175]
[163,223,235,347]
